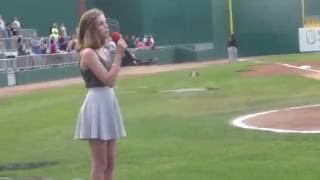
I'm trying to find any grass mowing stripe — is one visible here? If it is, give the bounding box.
[1,53,320,179]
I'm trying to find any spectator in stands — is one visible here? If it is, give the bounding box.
[124,35,129,44]
[5,23,12,38]
[40,38,48,54]
[105,37,116,52]
[30,34,42,54]
[0,15,5,36]
[135,37,145,49]
[50,23,59,43]
[67,34,77,52]
[60,23,67,38]
[127,35,136,48]
[66,27,79,52]
[49,37,57,54]
[142,34,147,44]
[0,15,4,29]
[11,17,21,36]
[145,34,155,49]
[17,36,27,56]
[227,33,238,63]
[58,33,67,52]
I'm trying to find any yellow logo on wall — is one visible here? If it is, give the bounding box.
[304,16,320,27]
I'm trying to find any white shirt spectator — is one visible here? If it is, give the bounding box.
[0,18,5,30]
[142,35,147,44]
[60,23,67,38]
[12,18,21,29]
[106,41,116,52]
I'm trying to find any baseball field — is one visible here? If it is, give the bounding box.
[1,52,320,179]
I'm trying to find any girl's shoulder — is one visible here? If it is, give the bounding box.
[81,48,96,57]
[80,48,100,64]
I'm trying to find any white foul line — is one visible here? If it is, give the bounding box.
[275,63,320,73]
[252,59,320,73]
[232,104,320,134]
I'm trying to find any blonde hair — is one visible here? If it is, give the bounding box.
[77,8,106,51]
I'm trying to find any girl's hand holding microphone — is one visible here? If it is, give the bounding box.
[116,37,127,54]
[112,35,127,68]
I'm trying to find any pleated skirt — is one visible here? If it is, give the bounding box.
[74,87,126,141]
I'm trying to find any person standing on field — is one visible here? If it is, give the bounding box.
[74,8,127,180]
[227,33,238,63]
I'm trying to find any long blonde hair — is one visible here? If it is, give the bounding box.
[77,8,106,51]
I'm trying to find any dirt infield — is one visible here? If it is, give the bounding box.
[236,60,320,133]
[242,105,320,131]
[232,104,320,133]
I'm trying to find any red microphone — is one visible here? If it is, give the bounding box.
[111,32,121,44]
[111,32,136,65]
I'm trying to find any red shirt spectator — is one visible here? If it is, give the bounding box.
[50,39,57,53]
[135,38,145,49]
[145,35,154,47]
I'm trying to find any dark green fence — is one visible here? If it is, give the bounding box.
[131,42,215,64]
[0,0,79,36]
[15,66,80,85]
[0,73,7,87]
[94,0,214,45]
[305,0,320,16]
[1,0,319,60]
[91,0,320,57]
[232,0,302,56]
[211,0,228,58]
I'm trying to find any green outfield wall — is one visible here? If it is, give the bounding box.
[90,0,320,57]
[94,0,214,45]
[0,73,7,87]
[211,0,228,58]
[305,0,320,16]
[0,0,319,59]
[0,0,80,36]
[232,0,302,56]
[134,47,215,64]
[15,66,80,85]
[0,66,80,87]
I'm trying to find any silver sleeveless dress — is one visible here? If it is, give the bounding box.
[74,49,126,140]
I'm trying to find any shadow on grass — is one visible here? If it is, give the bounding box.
[0,161,58,172]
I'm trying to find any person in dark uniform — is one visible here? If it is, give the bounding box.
[227,33,238,63]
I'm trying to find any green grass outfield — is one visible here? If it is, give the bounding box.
[1,53,320,179]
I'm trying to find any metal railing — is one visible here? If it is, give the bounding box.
[0,28,37,39]
[0,52,79,72]
[0,37,52,53]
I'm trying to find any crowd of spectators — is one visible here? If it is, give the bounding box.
[1,14,156,59]
[0,15,21,38]
[47,22,71,54]
[15,22,78,56]
[106,33,157,66]
[0,13,79,56]
[126,33,155,49]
